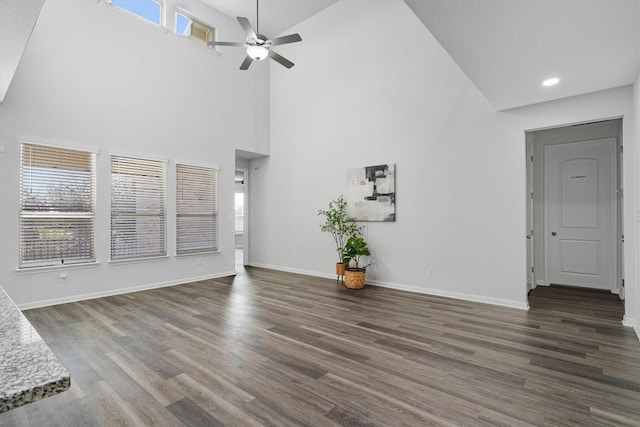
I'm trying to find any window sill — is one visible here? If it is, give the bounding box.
[175,250,220,258]
[109,255,169,265]
[16,262,100,274]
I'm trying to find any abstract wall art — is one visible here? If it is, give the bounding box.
[346,163,396,222]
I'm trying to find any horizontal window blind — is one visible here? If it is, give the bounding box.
[176,164,218,255]
[20,143,96,268]
[111,155,166,260]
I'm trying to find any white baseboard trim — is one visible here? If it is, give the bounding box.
[18,271,236,310]
[248,262,336,280]
[369,279,529,310]
[622,316,640,341]
[611,286,625,300]
[248,262,529,311]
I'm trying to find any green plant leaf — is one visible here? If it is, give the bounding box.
[318,195,361,263]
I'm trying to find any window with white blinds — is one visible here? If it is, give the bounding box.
[20,143,96,268]
[176,163,218,255]
[111,155,166,260]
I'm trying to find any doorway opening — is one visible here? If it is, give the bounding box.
[235,168,248,271]
[526,118,624,301]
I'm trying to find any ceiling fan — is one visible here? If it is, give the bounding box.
[208,0,302,70]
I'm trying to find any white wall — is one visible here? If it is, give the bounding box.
[0,0,269,307]
[0,0,45,102]
[633,70,640,336]
[250,0,637,316]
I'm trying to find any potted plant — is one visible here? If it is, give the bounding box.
[342,235,371,289]
[318,195,360,276]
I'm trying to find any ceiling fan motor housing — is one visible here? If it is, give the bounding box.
[208,13,301,69]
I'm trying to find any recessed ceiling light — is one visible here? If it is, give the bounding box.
[543,78,560,86]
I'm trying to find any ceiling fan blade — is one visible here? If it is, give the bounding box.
[236,17,257,40]
[208,41,246,47]
[268,50,294,69]
[239,55,254,70]
[268,33,302,46]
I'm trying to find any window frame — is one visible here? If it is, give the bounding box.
[19,142,97,269]
[109,0,164,26]
[175,162,219,256]
[110,153,167,262]
[175,9,216,45]
[234,192,244,234]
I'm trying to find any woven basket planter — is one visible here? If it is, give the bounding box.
[344,268,366,289]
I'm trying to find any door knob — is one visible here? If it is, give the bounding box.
[551,232,557,236]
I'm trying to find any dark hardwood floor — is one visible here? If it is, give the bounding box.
[1,269,639,426]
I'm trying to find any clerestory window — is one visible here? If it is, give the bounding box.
[176,12,215,45]
[110,0,162,25]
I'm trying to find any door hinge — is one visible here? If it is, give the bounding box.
[531,267,534,273]
[621,234,624,243]
[620,145,623,153]
[622,279,625,288]
[618,189,623,198]
[530,155,534,162]
[530,192,534,200]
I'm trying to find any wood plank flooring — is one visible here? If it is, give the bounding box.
[1,269,639,426]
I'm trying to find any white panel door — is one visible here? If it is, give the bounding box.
[544,139,616,290]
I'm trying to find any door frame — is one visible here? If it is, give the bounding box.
[235,167,250,267]
[526,138,534,289]
[526,119,624,295]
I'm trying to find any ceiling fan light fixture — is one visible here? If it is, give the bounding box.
[209,0,301,70]
[247,45,269,60]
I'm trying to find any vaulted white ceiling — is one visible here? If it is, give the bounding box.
[206,0,640,111]
[3,0,640,110]
[200,0,340,38]
[403,0,640,110]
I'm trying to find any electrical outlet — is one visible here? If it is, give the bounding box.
[59,272,68,282]
[427,266,435,276]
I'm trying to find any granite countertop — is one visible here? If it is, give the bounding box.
[0,287,70,413]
